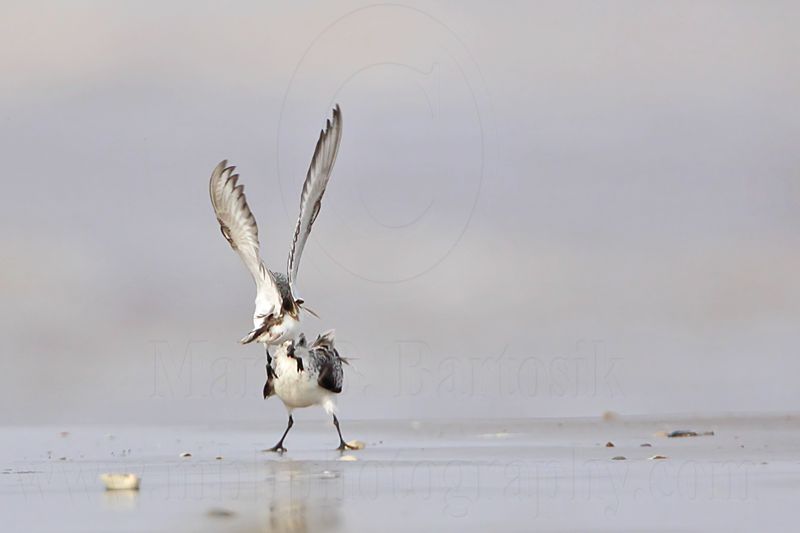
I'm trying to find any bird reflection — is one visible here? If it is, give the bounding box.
[101,488,138,511]
[198,460,345,533]
[265,462,343,533]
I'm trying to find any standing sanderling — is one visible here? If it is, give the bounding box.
[208,105,343,372]
[263,331,356,452]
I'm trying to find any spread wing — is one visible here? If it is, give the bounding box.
[287,105,343,287]
[209,160,282,319]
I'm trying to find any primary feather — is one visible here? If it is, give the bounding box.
[287,105,343,288]
[209,161,283,322]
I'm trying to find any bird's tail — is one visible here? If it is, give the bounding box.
[240,328,261,344]
[312,329,336,348]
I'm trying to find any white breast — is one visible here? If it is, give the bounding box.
[272,351,329,409]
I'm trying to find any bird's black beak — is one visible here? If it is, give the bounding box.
[296,299,320,318]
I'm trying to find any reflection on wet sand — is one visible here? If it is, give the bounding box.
[268,500,342,533]
[267,462,343,533]
[226,460,344,533]
[101,488,139,512]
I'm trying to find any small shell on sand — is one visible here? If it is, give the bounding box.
[667,430,698,438]
[667,430,715,438]
[215,456,223,460]
[611,456,626,460]
[180,452,192,458]
[100,473,140,491]
[339,455,358,462]
[605,441,615,447]
[346,440,366,450]
[648,455,668,460]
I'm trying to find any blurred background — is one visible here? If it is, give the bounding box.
[1,0,797,425]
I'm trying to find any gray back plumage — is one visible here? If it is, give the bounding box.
[307,331,344,394]
[270,270,294,304]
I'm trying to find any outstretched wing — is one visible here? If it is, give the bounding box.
[209,160,282,319]
[287,105,343,286]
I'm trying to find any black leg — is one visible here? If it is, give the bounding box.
[333,414,355,451]
[265,415,293,453]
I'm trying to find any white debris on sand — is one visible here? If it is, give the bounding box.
[480,432,511,439]
[346,440,366,450]
[339,455,358,462]
[100,473,140,491]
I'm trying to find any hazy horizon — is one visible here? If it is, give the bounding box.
[1,1,798,425]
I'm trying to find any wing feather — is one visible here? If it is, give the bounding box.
[287,105,343,286]
[209,160,282,317]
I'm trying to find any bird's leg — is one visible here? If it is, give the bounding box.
[265,414,293,454]
[333,414,355,451]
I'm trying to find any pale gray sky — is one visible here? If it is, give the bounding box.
[1,1,798,424]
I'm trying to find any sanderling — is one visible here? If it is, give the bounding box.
[208,105,343,370]
[263,330,356,452]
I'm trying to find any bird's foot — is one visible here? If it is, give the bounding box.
[336,441,356,452]
[264,444,287,454]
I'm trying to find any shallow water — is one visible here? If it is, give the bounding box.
[1,416,798,532]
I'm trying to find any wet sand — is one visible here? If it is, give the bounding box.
[1,415,798,532]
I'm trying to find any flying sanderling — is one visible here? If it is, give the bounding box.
[208,105,343,376]
[263,330,356,452]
